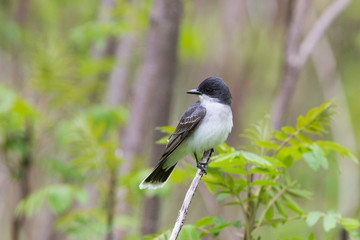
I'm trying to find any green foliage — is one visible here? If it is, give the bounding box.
[306,210,360,237]
[54,208,137,240]
[0,86,38,178]
[16,184,87,217]
[30,39,105,107]
[0,85,37,131]
[61,105,128,173]
[151,101,359,239]
[14,105,135,239]
[149,216,240,240]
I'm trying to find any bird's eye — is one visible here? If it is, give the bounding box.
[205,88,213,93]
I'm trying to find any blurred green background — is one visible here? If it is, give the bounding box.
[0,0,359,239]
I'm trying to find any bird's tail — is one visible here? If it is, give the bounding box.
[139,160,177,189]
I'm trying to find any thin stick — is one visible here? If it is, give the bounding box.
[170,150,213,240]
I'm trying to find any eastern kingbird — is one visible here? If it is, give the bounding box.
[139,77,233,189]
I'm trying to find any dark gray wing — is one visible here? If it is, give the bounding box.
[160,102,206,161]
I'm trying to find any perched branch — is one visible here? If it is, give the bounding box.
[170,150,213,240]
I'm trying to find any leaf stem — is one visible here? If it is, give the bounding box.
[254,185,290,232]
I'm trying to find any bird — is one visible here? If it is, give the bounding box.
[139,77,233,189]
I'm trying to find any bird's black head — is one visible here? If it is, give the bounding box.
[187,77,232,105]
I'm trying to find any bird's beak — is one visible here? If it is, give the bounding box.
[186,89,201,95]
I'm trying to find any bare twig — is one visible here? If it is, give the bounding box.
[170,150,213,240]
[272,0,352,129]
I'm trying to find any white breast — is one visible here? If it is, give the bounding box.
[186,97,233,154]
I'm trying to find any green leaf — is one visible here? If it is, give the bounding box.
[312,144,328,169]
[317,141,359,163]
[308,233,315,240]
[323,210,341,232]
[204,181,217,195]
[275,131,287,141]
[0,87,16,112]
[156,136,169,145]
[265,206,274,222]
[195,216,215,227]
[47,185,72,214]
[286,188,313,200]
[216,193,231,202]
[296,100,335,134]
[252,180,276,186]
[16,188,47,217]
[303,144,328,171]
[275,201,288,218]
[202,174,225,186]
[223,201,242,206]
[282,126,296,135]
[306,211,323,227]
[323,215,337,232]
[156,126,175,134]
[230,220,241,228]
[209,223,232,234]
[349,230,360,240]
[339,218,360,231]
[74,189,88,204]
[249,168,273,174]
[303,151,319,171]
[296,115,306,130]
[296,133,312,144]
[283,195,303,215]
[178,225,200,240]
[241,151,272,167]
[209,152,242,168]
[256,141,278,149]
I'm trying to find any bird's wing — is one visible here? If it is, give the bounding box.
[160,102,206,161]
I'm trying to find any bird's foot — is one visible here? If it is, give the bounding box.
[197,162,207,175]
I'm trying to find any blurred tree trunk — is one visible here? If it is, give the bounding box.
[10,123,33,240]
[271,0,311,129]
[105,35,135,106]
[220,0,250,147]
[91,0,116,60]
[310,29,359,234]
[104,29,136,240]
[11,0,29,89]
[122,0,182,235]
[15,0,29,25]
[114,0,182,237]
[105,169,117,240]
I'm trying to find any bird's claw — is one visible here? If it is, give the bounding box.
[197,162,207,175]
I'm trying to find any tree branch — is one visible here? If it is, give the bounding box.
[170,150,213,240]
[298,0,352,66]
[272,0,352,129]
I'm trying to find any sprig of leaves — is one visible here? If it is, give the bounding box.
[195,100,358,239]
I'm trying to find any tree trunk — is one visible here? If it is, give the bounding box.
[113,0,182,236]
[105,169,117,240]
[310,30,359,220]
[11,123,33,240]
[105,35,135,106]
[135,0,183,235]
[271,0,311,129]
